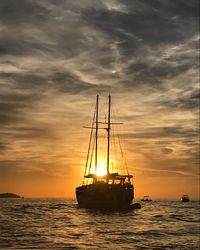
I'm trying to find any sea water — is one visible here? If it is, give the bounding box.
[0,198,199,249]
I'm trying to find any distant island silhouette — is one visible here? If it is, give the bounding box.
[0,193,22,198]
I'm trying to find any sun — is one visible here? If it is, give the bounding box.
[96,165,107,176]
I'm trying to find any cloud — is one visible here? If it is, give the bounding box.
[0,142,11,153]
[158,87,200,110]
[124,126,198,139]
[161,147,173,154]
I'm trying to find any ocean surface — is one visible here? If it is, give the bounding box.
[0,198,199,249]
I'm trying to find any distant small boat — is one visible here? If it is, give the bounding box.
[141,196,152,202]
[181,195,190,202]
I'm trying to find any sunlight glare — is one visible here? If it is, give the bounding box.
[96,165,107,176]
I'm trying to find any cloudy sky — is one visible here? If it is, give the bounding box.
[0,0,199,198]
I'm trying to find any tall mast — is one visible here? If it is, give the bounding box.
[95,95,99,174]
[107,95,111,175]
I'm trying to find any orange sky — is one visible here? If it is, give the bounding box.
[0,95,199,200]
[0,1,199,200]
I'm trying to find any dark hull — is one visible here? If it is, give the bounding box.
[76,183,134,210]
[181,198,190,202]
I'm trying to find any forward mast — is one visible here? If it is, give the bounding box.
[94,95,111,176]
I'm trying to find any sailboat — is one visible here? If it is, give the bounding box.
[76,95,134,210]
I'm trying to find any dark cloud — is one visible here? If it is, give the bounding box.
[0,142,11,153]
[83,0,197,45]
[161,147,173,154]
[82,0,198,88]
[50,71,108,93]
[124,126,198,139]
[0,0,198,89]
[158,88,200,110]
[0,70,108,97]
[4,126,57,140]
[0,87,42,124]
[0,0,50,24]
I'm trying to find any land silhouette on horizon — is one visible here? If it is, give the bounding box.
[0,193,21,198]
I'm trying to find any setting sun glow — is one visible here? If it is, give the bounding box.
[96,165,107,176]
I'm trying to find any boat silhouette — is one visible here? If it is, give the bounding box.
[141,196,152,202]
[76,95,135,210]
[181,195,190,202]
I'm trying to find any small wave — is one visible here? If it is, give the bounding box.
[169,214,200,223]
[174,217,200,223]
[96,230,119,235]
[138,230,165,237]
[153,215,163,218]
[53,203,68,206]
[48,203,72,210]
[15,204,35,208]
[48,206,65,210]
[176,206,200,209]
[82,221,96,226]
[71,233,86,237]
[118,231,135,236]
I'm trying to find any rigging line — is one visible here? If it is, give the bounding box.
[95,95,99,174]
[118,132,129,175]
[111,107,122,173]
[95,98,104,158]
[120,133,129,175]
[99,128,107,168]
[114,110,129,175]
[88,130,96,174]
[83,104,96,184]
[110,135,114,174]
[111,118,119,174]
[112,104,129,175]
[85,132,95,185]
[113,131,119,173]
[107,95,111,175]
[110,132,114,172]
